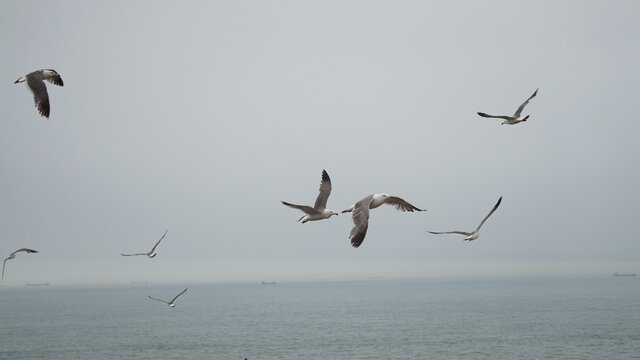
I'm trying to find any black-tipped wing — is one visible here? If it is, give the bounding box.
[10,248,39,256]
[349,196,373,248]
[149,229,168,253]
[45,75,64,87]
[313,170,332,210]
[428,231,473,236]
[170,288,188,304]
[513,89,538,118]
[477,112,513,120]
[148,296,170,304]
[474,196,502,232]
[26,77,51,118]
[281,201,321,215]
[385,196,424,212]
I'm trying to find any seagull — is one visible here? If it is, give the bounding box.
[281,170,339,223]
[2,248,39,281]
[14,69,64,118]
[478,89,538,125]
[148,288,188,308]
[342,194,425,248]
[429,196,502,241]
[121,230,167,258]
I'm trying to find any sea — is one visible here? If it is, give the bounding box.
[0,276,638,359]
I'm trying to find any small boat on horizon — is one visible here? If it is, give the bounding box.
[612,272,636,277]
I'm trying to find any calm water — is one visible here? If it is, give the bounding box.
[1,277,639,359]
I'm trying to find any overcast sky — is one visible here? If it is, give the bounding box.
[1,1,639,285]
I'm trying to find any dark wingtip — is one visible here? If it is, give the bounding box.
[321,169,330,182]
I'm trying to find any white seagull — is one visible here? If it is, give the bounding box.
[121,230,167,258]
[282,170,339,223]
[478,89,538,125]
[429,196,502,241]
[14,69,64,118]
[148,288,188,308]
[343,194,425,248]
[2,248,39,282]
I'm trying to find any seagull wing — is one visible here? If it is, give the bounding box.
[45,74,64,87]
[385,196,425,212]
[313,170,332,210]
[474,196,502,232]
[120,253,147,256]
[477,112,513,120]
[349,195,373,248]
[1,259,7,281]
[513,89,538,118]
[169,288,188,304]
[281,201,321,215]
[428,231,474,236]
[26,77,51,118]
[148,296,170,304]
[149,229,168,253]
[10,248,39,256]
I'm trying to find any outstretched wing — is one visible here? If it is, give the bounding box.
[170,288,188,304]
[349,196,373,248]
[513,89,538,118]
[313,170,332,210]
[474,196,502,232]
[120,253,147,256]
[281,201,321,215]
[45,74,64,87]
[149,229,168,253]
[10,248,39,256]
[385,196,425,212]
[26,77,51,118]
[1,259,7,281]
[428,231,473,236]
[477,112,513,120]
[148,296,169,304]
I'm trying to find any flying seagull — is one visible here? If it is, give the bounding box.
[148,288,188,308]
[14,69,64,118]
[281,170,339,223]
[429,196,502,241]
[478,89,538,125]
[2,248,39,281]
[342,194,425,248]
[121,230,167,258]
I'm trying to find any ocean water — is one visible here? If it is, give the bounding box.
[1,277,639,359]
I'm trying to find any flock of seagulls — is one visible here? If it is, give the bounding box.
[7,68,539,311]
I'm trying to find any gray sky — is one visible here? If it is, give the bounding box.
[1,1,639,285]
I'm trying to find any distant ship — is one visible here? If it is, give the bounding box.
[25,283,50,286]
[261,281,276,285]
[612,272,636,277]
